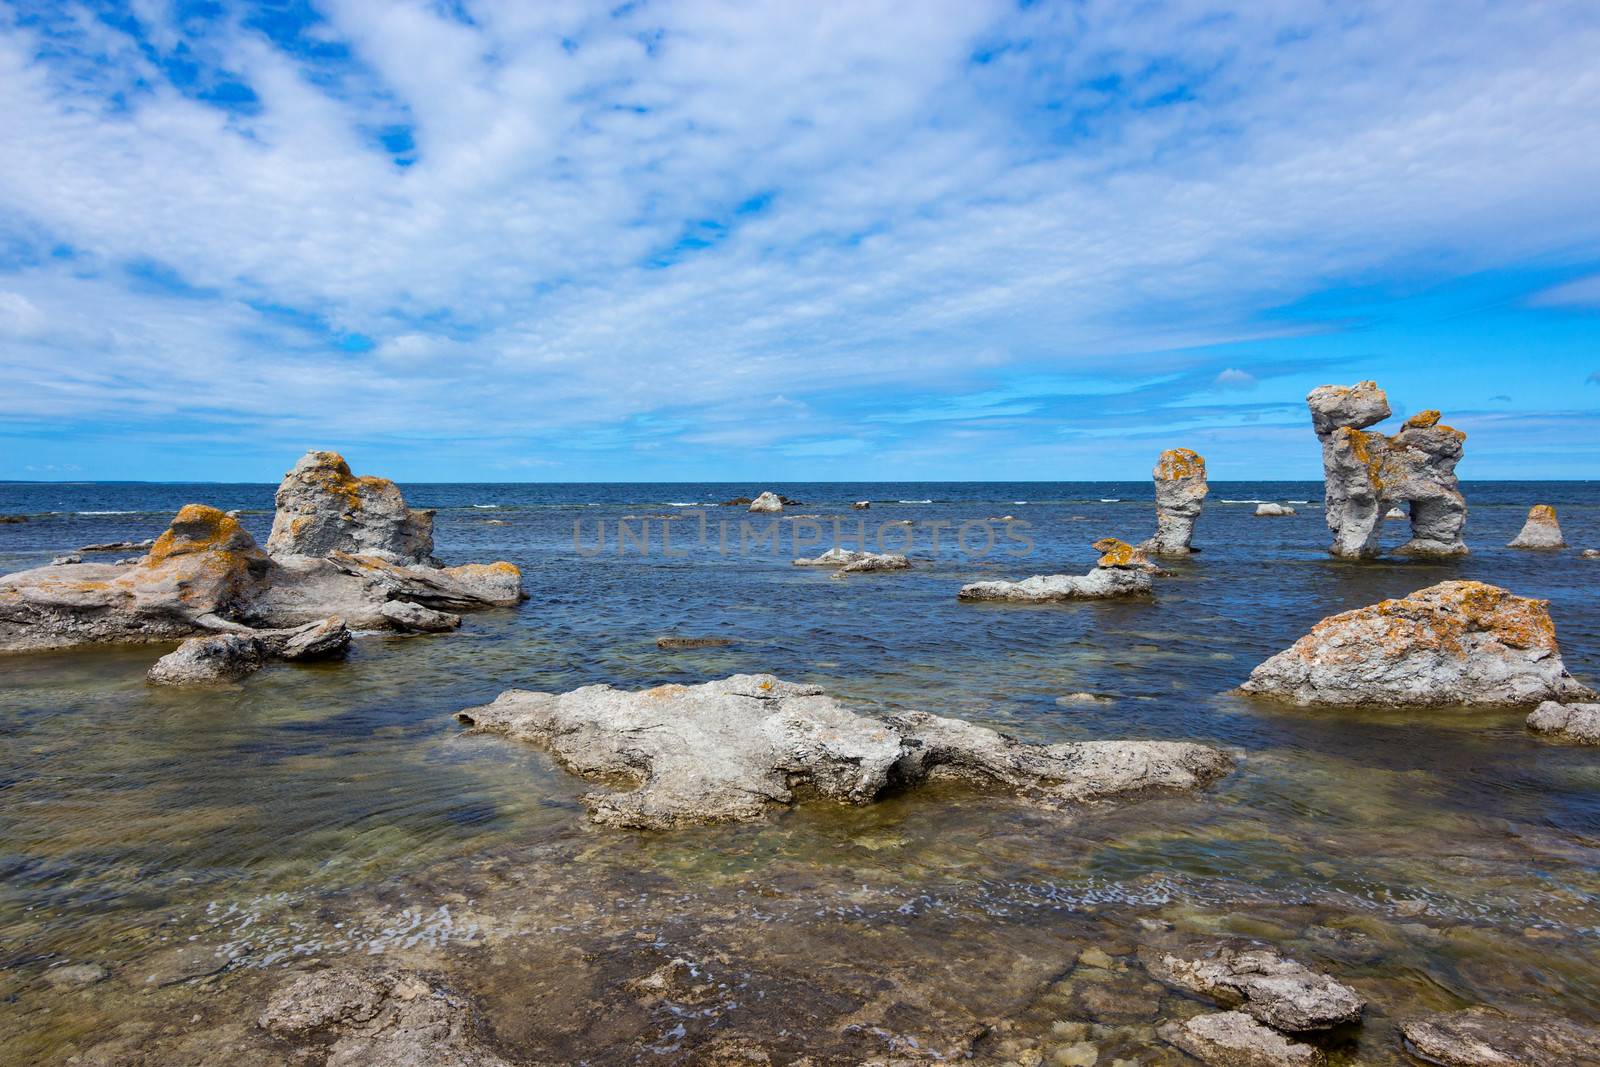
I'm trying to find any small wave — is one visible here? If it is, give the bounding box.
[1220,499,1266,504]
[77,510,139,515]
[471,504,499,509]
[666,502,702,507]
[1287,500,1311,504]
[898,499,933,504]
[1099,498,1120,503]
[1012,501,1027,505]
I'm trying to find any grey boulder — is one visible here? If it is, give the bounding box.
[1158,1011,1325,1066]
[1141,943,1363,1032]
[148,633,267,686]
[1526,701,1600,745]
[1398,1007,1600,1067]
[455,674,1234,829]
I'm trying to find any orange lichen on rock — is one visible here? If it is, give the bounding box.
[147,505,263,565]
[1093,538,1143,568]
[1528,504,1557,521]
[1154,448,1205,481]
[1403,410,1441,429]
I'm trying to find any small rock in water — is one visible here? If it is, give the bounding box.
[959,539,1155,602]
[43,962,108,990]
[148,634,267,686]
[270,616,352,661]
[1581,548,1599,559]
[381,600,462,633]
[747,491,784,513]
[1507,504,1566,549]
[50,554,83,566]
[1140,942,1363,1032]
[1057,692,1114,705]
[1159,1011,1326,1066]
[1384,507,1407,520]
[852,500,871,509]
[0,514,28,523]
[78,539,154,553]
[1254,503,1295,517]
[656,635,737,650]
[1399,1006,1600,1067]
[1526,701,1600,745]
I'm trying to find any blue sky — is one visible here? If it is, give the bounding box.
[1,1,1598,482]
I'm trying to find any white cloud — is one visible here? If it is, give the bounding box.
[1212,368,1258,390]
[1530,273,1600,309]
[0,1,1598,475]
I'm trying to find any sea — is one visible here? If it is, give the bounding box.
[2,480,1598,1063]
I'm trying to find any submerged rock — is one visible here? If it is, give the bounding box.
[1526,701,1600,745]
[1158,1011,1325,1067]
[1307,383,1467,558]
[1140,447,1208,556]
[454,674,1233,829]
[148,633,267,685]
[1240,580,1594,707]
[657,635,737,650]
[267,450,436,564]
[42,962,109,990]
[0,514,27,523]
[747,491,784,513]
[1141,943,1363,1031]
[1398,1007,1600,1067]
[259,968,511,1067]
[1255,503,1296,516]
[1507,504,1566,549]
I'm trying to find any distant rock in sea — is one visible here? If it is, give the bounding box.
[1255,503,1296,516]
[1508,504,1566,549]
[747,491,784,513]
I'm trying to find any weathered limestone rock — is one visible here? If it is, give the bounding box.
[794,547,872,566]
[267,451,436,564]
[1508,504,1566,549]
[1583,549,1600,559]
[1158,1011,1325,1067]
[259,968,512,1067]
[1141,943,1363,1031]
[794,547,910,573]
[1527,701,1600,744]
[958,538,1155,602]
[455,674,1234,829]
[381,600,462,633]
[265,616,352,661]
[1240,581,1594,707]
[79,539,154,553]
[50,554,83,566]
[1140,448,1207,556]
[1255,503,1296,516]
[1398,1007,1600,1067]
[148,633,267,685]
[748,491,784,513]
[1307,383,1467,557]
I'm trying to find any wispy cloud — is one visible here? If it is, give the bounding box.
[0,1,1598,479]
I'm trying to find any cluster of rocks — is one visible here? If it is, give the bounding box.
[792,546,911,574]
[1508,504,1566,549]
[1308,381,1467,558]
[719,492,802,511]
[1239,580,1593,707]
[454,673,1235,829]
[0,451,524,683]
[1147,940,1363,1066]
[957,538,1156,602]
[1139,447,1208,555]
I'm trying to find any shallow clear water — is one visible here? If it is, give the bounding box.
[2,480,1598,1063]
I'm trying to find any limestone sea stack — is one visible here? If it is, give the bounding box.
[747,491,784,513]
[1307,381,1467,558]
[1,451,524,657]
[455,674,1234,829]
[1507,504,1566,549]
[1140,447,1207,556]
[957,538,1156,602]
[1240,580,1594,707]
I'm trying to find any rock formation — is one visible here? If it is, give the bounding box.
[793,547,911,573]
[747,491,784,513]
[1139,448,1207,555]
[148,632,268,685]
[454,674,1234,829]
[1255,503,1296,516]
[1307,382,1467,557]
[852,500,871,509]
[267,450,436,564]
[1,452,524,666]
[1508,504,1566,549]
[1158,1011,1325,1067]
[259,968,512,1067]
[1398,1007,1600,1067]
[1140,943,1363,1032]
[958,538,1156,602]
[1527,701,1600,744]
[1240,581,1594,707]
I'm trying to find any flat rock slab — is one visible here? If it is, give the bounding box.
[1240,580,1594,707]
[1527,701,1600,744]
[455,674,1234,829]
[958,566,1153,602]
[260,968,513,1067]
[1159,1011,1326,1067]
[1141,942,1363,1032]
[1399,1007,1600,1067]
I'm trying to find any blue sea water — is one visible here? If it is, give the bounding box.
[1,479,1598,1061]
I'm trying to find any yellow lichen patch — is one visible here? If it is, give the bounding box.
[1335,426,1387,489]
[1092,538,1140,568]
[1154,447,1205,481]
[1527,504,1558,522]
[1403,410,1441,429]
[1300,580,1557,664]
[445,561,523,579]
[147,505,258,564]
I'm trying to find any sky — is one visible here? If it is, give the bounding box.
[1,1,1598,483]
